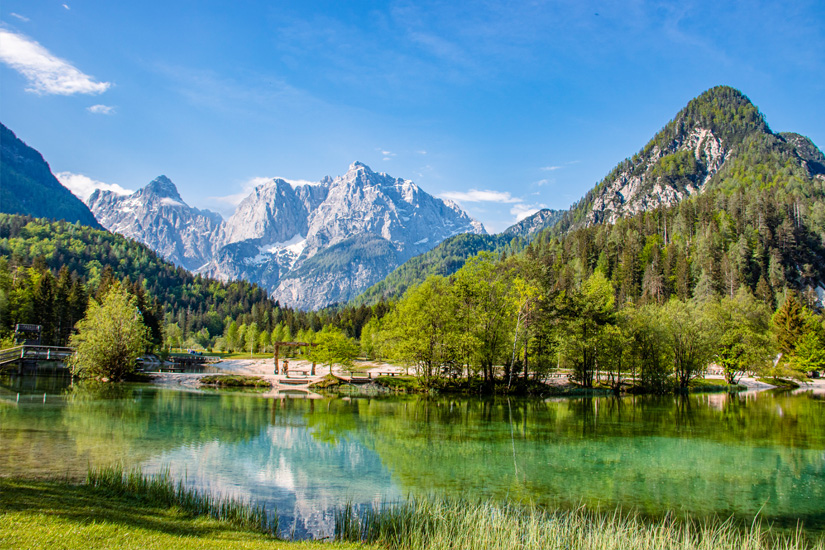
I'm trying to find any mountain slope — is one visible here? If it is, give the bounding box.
[87,176,223,272]
[0,122,102,229]
[552,86,825,235]
[351,208,565,305]
[352,86,825,308]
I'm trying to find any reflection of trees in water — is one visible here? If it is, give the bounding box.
[1,382,273,479]
[297,392,825,525]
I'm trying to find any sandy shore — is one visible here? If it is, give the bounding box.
[148,359,825,396]
[148,358,408,395]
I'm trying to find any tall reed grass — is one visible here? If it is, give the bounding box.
[334,497,823,550]
[86,465,278,537]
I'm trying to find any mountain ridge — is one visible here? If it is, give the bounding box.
[87,161,485,310]
[0,122,103,229]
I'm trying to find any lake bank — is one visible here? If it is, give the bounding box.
[147,357,825,397]
[2,474,822,550]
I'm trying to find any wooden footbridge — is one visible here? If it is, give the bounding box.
[0,345,75,374]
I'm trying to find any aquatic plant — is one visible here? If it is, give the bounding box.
[334,497,823,550]
[86,465,278,537]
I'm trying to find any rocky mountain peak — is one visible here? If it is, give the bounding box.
[142,175,183,201]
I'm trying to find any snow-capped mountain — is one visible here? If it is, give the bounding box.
[87,176,223,272]
[206,162,485,309]
[88,163,484,310]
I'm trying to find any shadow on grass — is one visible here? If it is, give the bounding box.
[0,477,263,541]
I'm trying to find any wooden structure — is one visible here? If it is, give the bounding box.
[273,341,318,375]
[14,324,42,345]
[0,345,75,374]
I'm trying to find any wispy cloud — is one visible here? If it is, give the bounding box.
[87,104,115,115]
[56,172,133,201]
[541,165,562,171]
[0,29,111,95]
[209,176,272,209]
[62,3,70,10]
[510,202,546,222]
[10,13,30,22]
[377,148,396,161]
[440,189,521,203]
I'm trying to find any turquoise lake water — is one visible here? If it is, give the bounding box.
[1,375,823,537]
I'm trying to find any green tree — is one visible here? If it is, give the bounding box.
[711,289,773,383]
[311,327,359,375]
[789,331,825,374]
[68,283,150,381]
[558,271,616,388]
[661,298,715,390]
[383,275,458,381]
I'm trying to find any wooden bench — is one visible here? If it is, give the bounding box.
[285,371,310,378]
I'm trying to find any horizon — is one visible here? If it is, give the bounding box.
[1,1,823,232]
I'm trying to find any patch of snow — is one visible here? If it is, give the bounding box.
[414,237,429,245]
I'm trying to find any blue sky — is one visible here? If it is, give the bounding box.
[1,1,823,233]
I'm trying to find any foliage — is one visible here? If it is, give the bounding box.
[711,288,774,383]
[310,327,359,375]
[334,497,824,550]
[198,375,271,388]
[86,465,278,536]
[68,283,150,381]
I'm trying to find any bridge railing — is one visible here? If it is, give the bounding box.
[0,345,75,367]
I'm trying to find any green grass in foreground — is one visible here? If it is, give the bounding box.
[3,469,822,550]
[0,472,364,550]
[335,498,824,550]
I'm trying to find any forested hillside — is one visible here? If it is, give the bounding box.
[360,87,825,392]
[0,215,385,348]
[353,209,565,306]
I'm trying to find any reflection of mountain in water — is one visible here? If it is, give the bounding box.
[143,408,401,538]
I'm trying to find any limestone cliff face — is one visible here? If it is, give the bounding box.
[87,176,222,271]
[203,162,485,309]
[586,127,729,225]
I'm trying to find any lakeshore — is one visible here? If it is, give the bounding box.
[146,357,825,396]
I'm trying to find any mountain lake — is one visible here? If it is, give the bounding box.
[1,375,823,538]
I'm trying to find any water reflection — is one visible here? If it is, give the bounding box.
[1,375,824,537]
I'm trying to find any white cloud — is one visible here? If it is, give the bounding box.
[439,189,522,203]
[0,29,111,95]
[417,150,427,155]
[510,203,546,222]
[87,104,115,115]
[10,13,30,22]
[541,165,561,171]
[62,3,70,10]
[209,176,272,208]
[56,172,133,201]
[534,179,550,186]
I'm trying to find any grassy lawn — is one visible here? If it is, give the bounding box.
[0,477,365,550]
[756,377,801,388]
[690,378,747,392]
[199,374,272,388]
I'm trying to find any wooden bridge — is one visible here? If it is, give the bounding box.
[0,345,75,373]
